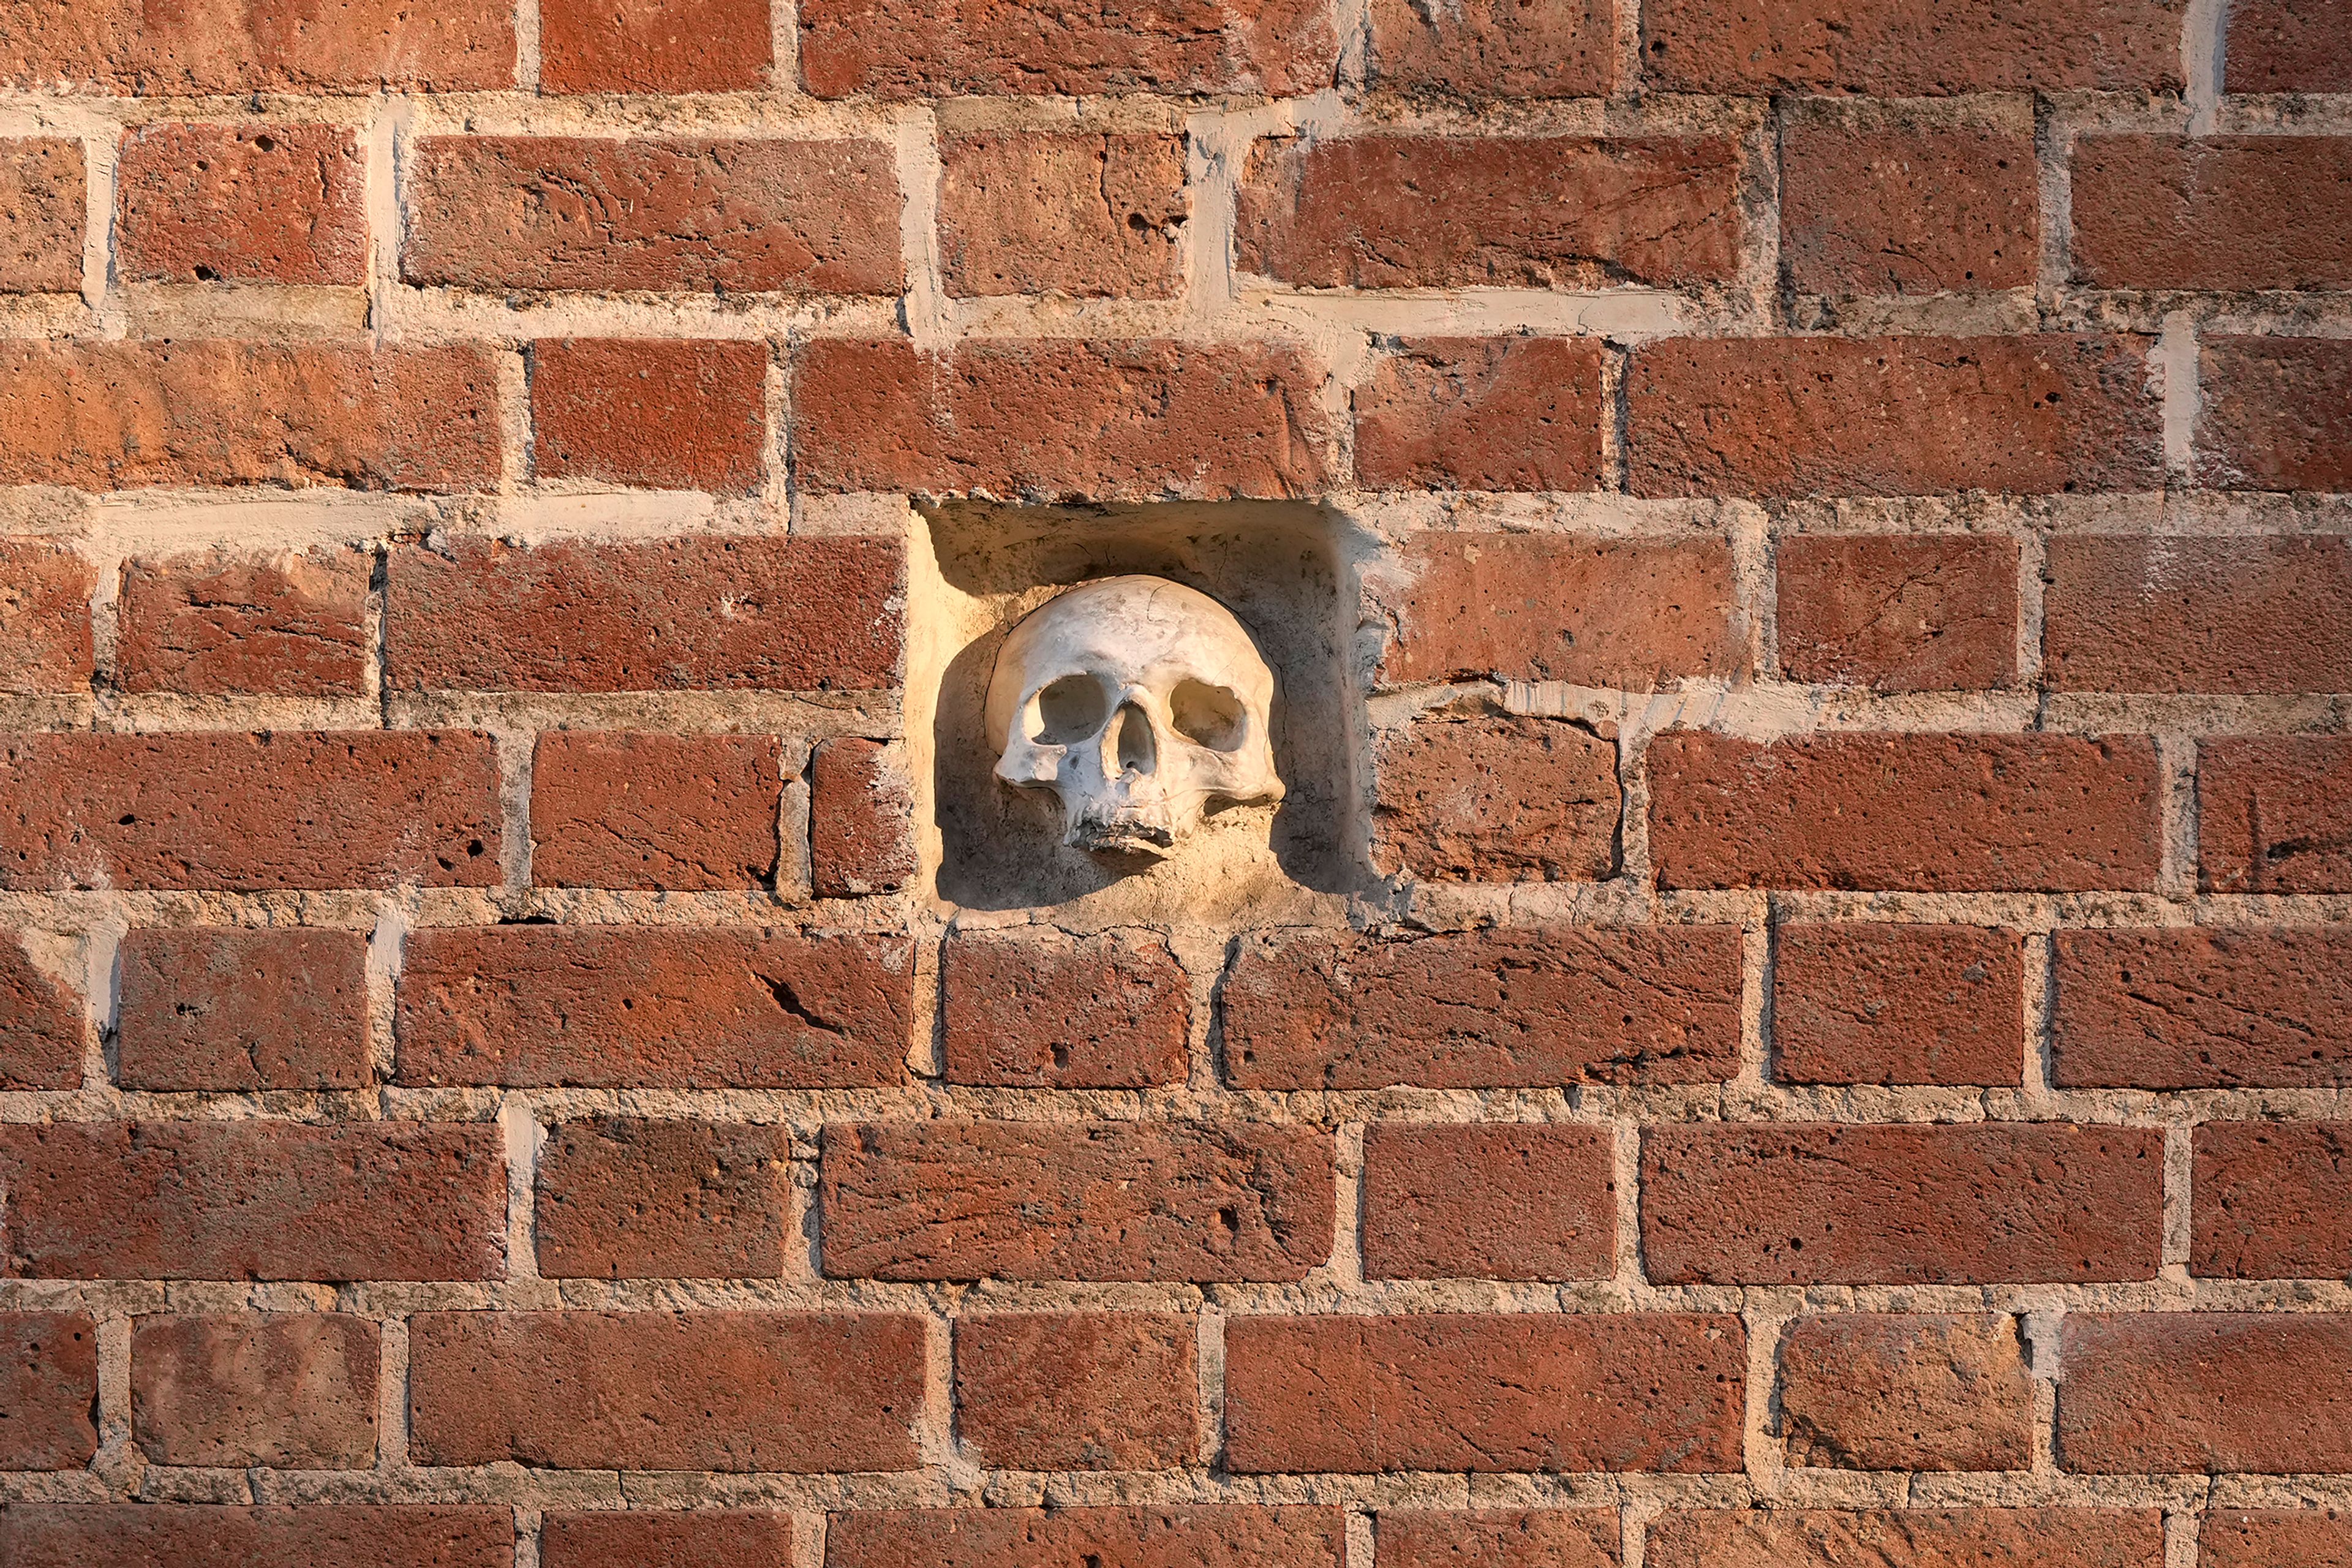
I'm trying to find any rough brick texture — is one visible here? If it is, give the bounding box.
[1360,1123,1615,1281]
[115,123,366,285]
[0,930,81,1090]
[1781,123,2036,295]
[1776,1313,2034,1471]
[115,927,370,1090]
[116,548,371,695]
[940,132,1189,299]
[0,1312,97,1469]
[1774,535,2019,690]
[810,736,919,897]
[531,731,783,889]
[953,1311,1199,1471]
[0,540,93,692]
[535,1117,790,1280]
[132,1313,377,1469]
[0,3,515,93]
[2226,0,2352,91]
[1771,923,2024,1086]
[1371,711,1621,882]
[824,1507,1344,1568]
[2072,136,2352,292]
[539,0,772,93]
[1640,0,2184,93]
[541,1511,797,1568]
[1376,1511,1619,1568]
[940,930,1191,1087]
[2045,535,2351,693]
[2192,1122,2352,1281]
[2059,1314,2352,1474]
[2050,928,2352,1088]
[2199,739,2352,894]
[2202,1510,2352,1568]
[2197,337,2352,493]
[1645,1509,2165,1567]
[1353,338,1605,492]
[0,139,86,292]
[530,339,769,494]
[1367,0,1615,97]
[0,1507,516,1568]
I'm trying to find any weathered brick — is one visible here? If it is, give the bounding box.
[2200,739,2352,895]
[116,548,372,695]
[1782,124,2037,295]
[2051,928,2352,1088]
[2201,1510,2352,1568]
[940,930,1190,1088]
[810,736,918,898]
[1353,338,1605,492]
[825,1507,1344,1568]
[2197,337,2352,493]
[409,1311,922,1471]
[1648,733,2163,892]
[132,1314,377,1468]
[1366,0,1616,97]
[820,1120,1333,1282]
[531,731,783,890]
[116,927,369,1091]
[1777,1314,2034,1471]
[0,138,85,292]
[386,537,902,693]
[1373,533,1740,688]
[1772,924,2024,1086]
[2073,137,2352,292]
[397,927,913,1088]
[1375,1511,1619,1568]
[0,342,501,491]
[1640,0,2184,92]
[1627,336,2163,498]
[0,731,500,891]
[1224,925,1741,1089]
[1372,712,1621,883]
[2193,1122,2352,1280]
[0,540,92,692]
[1224,1313,1745,1473]
[2045,536,2351,693]
[536,1117,790,1280]
[0,1506,516,1568]
[1645,1509,2164,1568]
[940,132,1188,299]
[797,0,1335,98]
[0,1312,97,1469]
[954,1311,1198,1470]
[542,1512,797,1568]
[405,137,902,294]
[1642,1123,2163,1284]
[1775,535,2019,691]
[531,339,768,494]
[0,2,516,93]
[0,1121,507,1280]
[1361,1123,1614,1281]
[2227,0,2352,91]
[0,930,80,1090]
[2060,1314,2352,1473]
[540,0,771,92]
[1237,135,1739,288]
[115,123,365,285]
[793,338,1332,502]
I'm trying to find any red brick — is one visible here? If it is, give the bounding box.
[1777,1313,2034,1471]
[0,138,85,292]
[2198,337,2352,492]
[1372,712,1621,883]
[940,132,1188,299]
[2060,1313,2352,1473]
[0,930,80,1090]
[132,1313,377,1468]
[397,926,912,1088]
[1645,1509,2164,1568]
[543,1512,796,1568]
[1375,1511,1619,1568]
[2074,135,2352,290]
[1642,1123,2163,1285]
[0,1121,506,1280]
[532,732,782,890]
[1361,1123,1614,1281]
[940,930,1190,1088]
[0,342,501,491]
[116,928,369,1091]
[1373,533,1740,688]
[0,1506,516,1568]
[1775,535,2019,691]
[0,540,92,692]
[2193,1122,2352,1280]
[532,339,766,494]
[1640,0,2183,92]
[2045,535,2351,693]
[820,1120,1333,1282]
[810,736,917,898]
[2202,1510,2352,1568]
[1238,135,1738,288]
[0,3,516,93]
[1782,124,2037,295]
[826,1507,1344,1568]
[954,1311,1198,1470]
[1627,336,2163,499]
[0,731,500,891]
[117,548,371,696]
[1224,1313,1745,1473]
[0,1311,96,1469]
[2200,739,2352,895]
[1648,733,2163,892]
[797,0,1335,98]
[1224,925,1741,1089]
[1367,0,1615,97]
[405,137,901,294]
[1772,924,2024,1087]
[2052,928,2352,1088]
[386,537,902,693]
[2228,1,2352,91]
[116,123,364,285]
[1354,339,1605,492]
[409,1310,921,1471]
[536,1117,790,1280]
[540,0,771,92]
[793,338,1332,502]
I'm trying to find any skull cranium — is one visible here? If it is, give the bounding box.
[984,575,1284,857]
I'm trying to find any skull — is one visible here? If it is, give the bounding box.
[984,575,1284,857]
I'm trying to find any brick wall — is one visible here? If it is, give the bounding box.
[0,1,2348,1566]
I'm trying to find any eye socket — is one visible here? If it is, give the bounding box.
[1030,674,1108,745]
[1170,679,1247,752]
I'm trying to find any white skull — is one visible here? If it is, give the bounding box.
[984,576,1284,857]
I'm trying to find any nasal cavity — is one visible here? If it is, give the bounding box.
[1114,703,1155,776]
